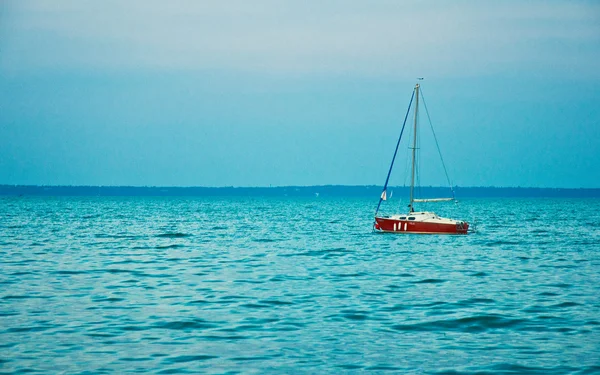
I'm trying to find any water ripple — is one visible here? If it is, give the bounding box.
[1,196,599,374]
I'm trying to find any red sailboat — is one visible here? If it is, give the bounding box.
[373,82,469,234]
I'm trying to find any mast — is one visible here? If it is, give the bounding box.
[409,83,419,212]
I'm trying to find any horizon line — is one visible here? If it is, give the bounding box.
[1,184,599,190]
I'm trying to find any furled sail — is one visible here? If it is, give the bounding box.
[413,198,454,202]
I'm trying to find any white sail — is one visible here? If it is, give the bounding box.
[413,198,454,202]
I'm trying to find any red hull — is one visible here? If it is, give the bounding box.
[374,217,468,234]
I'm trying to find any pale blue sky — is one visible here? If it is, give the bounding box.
[1,1,599,187]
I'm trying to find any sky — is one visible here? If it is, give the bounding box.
[1,1,599,188]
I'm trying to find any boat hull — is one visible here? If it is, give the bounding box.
[374,217,468,235]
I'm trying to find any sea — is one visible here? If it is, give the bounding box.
[1,196,599,374]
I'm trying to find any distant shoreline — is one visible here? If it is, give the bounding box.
[1,185,599,198]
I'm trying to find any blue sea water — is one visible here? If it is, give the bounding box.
[1,196,599,374]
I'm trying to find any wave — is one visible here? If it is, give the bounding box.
[152,319,218,331]
[392,314,526,333]
[412,278,446,284]
[155,244,184,249]
[432,363,579,375]
[155,232,190,238]
[163,355,217,364]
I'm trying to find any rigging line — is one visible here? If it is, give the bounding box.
[419,88,455,198]
[375,88,415,216]
[415,107,422,203]
[402,111,414,188]
[417,109,421,193]
[402,119,412,187]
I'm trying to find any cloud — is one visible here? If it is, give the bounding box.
[1,0,599,78]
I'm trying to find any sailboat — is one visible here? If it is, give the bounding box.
[373,82,469,234]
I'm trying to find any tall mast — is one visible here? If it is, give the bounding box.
[409,83,419,212]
